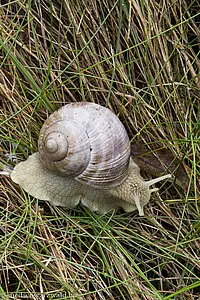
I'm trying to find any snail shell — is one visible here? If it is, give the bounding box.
[38,102,130,188]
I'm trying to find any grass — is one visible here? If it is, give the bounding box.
[0,0,200,299]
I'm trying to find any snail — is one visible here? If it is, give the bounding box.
[11,102,171,216]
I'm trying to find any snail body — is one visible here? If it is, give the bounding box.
[11,102,171,215]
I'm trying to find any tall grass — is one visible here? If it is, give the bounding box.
[0,0,199,299]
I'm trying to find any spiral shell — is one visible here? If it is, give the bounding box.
[38,102,130,188]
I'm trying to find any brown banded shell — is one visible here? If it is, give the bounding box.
[38,102,130,188]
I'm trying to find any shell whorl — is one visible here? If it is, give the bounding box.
[41,131,68,161]
[38,102,130,188]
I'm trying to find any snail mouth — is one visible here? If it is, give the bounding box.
[130,175,172,216]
